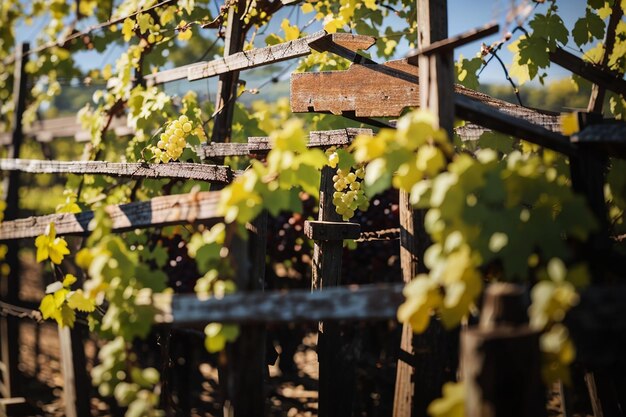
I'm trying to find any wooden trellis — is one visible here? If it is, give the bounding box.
[1,1,626,417]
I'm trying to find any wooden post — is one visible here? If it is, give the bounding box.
[462,283,545,417]
[569,4,624,411]
[211,0,246,143]
[58,326,90,417]
[225,213,268,417]
[392,193,425,417]
[393,2,457,416]
[314,165,355,417]
[0,42,28,400]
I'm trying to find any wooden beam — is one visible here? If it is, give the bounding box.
[196,128,373,159]
[549,47,626,99]
[314,163,355,417]
[0,159,234,183]
[1,42,28,401]
[186,31,327,82]
[399,3,458,417]
[304,220,360,240]
[0,191,221,240]
[290,60,562,136]
[406,22,499,63]
[291,59,419,117]
[154,283,404,324]
[58,326,90,417]
[309,33,377,64]
[0,115,130,145]
[462,284,545,417]
[211,0,247,144]
[171,31,375,85]
[587,1,624,112]
[454,93,577,156]
[198,142,251,158]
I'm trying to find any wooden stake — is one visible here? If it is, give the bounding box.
[314,166,355,417]
[462,284,545,417]
[223,214,268,417]
[0,42,28,400]
[58,326,90,417]
[211,0,246,143]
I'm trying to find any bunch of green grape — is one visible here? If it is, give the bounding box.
[151,115,194,163]
[331,163,369,220]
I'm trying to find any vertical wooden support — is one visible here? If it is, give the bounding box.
[211,0,246,143]
[393,193,424,417]
[586,1,623,114]
[0,42,28,400]
[314,166,355,417]
[462,284,545,417]
[58,326,90,417]
[225,213,268,417]
[394,2,457,417]
[417,0,455,137]
[566,5,624,416]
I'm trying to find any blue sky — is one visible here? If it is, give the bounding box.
[13,0,589,87]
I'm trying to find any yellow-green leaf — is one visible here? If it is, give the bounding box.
[67,290,96,312]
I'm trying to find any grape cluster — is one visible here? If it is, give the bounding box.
[331,163,369,220]
[152,115,194,163]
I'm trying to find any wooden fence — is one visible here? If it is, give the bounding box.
[1,1,626,416]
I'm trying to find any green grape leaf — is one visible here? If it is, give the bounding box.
[529,13,569,49]
[572,11,605,46]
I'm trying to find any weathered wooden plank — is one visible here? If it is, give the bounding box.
[1,42,28,402]
[58,326,90,417]
[406,22,498,63]
[402,4,458,416]
[0,115,130,145]
[462,284,545,417]
[313,163,355,417]
[187,30,327,82]
[0,191,221,240]
[199,142,251,158]
[145,63,200,86]
[587,1,623,113]
[304,220,360,240]
[291,61,562,133]
[196,129,373,159]
[550,47,626,99]
[309,128,372,147]
[155,283,404,324]
[227,214,268,416]
[309,33,377,64]
[571,122,626,159]
[291,59,419,117]
[247,136,271,153]
[0,159,234,182]
[211,0,247,145]
[454,93,577,156]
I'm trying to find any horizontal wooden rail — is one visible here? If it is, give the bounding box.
[0,191,221,240]
[0,159,234,182]
[454,92,577,156]
[572,122,626,158]
[155,283,404,324]
[197,128,372,159]
[146,31,327,85]
[147,31,379,85]
[407,22,499,62]
[0,115,130,145]
[550,47,626,98]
